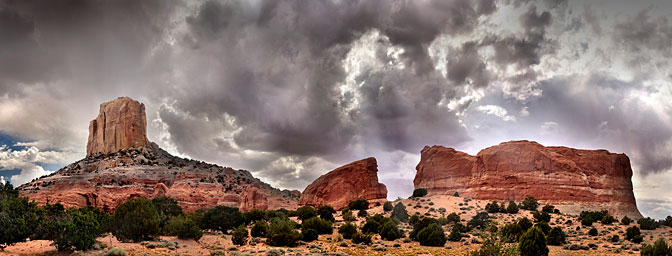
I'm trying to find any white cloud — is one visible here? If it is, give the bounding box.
[476,105,517,122]
[0,144,78,186]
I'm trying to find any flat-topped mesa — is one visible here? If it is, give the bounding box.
[86,97,150,157]
[299,157,388,210]
[414,140,642,218]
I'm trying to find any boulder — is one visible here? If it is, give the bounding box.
[414,140,642,218]
[299,157,388,210]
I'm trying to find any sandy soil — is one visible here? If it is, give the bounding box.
[2,195,670,256]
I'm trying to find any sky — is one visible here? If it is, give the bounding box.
[0,0,671,219]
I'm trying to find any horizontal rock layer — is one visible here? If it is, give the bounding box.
[19,144,299,212]
[414,140,642,218]
[299,157,388,210]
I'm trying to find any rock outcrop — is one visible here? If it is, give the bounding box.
[414,140,642,218]
[19,97,299,212]
[87,97,149,156]
[299,157,388,210]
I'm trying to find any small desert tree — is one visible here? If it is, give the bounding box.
[519,227,548,256]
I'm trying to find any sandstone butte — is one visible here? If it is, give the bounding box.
[414,140,643,218]
[18,97,300,212]
[299,157,388,210]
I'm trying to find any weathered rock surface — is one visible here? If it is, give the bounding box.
[87,97,149,157]
[299,157,388,210]
[19,97,299,212]
[414,140,642,218]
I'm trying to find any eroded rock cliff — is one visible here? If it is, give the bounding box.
[414,140,642,218]
[19,97,299,212]
[87,97,150,156]
[299,157,388,210]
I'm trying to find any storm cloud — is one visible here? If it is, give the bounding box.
[1,0,672,219]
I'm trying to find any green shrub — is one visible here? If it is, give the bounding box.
[601,214,616,225]
[518,217,533,231]
[622,216,633,225]
[633,235,644,244]
[416,223,446,246]
[506,201,519,214]
[342,210,355,222]
[352,232,372,245]
[390,202,409,222]
[266,218,302,247]
[446,212,460,223]
[448,223,465,241]
[112,198,160,242]
[541,205,555,213]
[547,227,566,245]
[588,227,598,236]
[379,220,402,241]
[301,217,332,234]
[661,216,672,227]
[295,205,317,221]
[640,238,672,256]
[626,226,641,241]
[611,235,619,242]
[251,221,269,238]
[579,210,608,226]
[383,202,393,212]
[151,197,182,233]
[317,205,335,222]
[638,217,660,230]
[0,194,39,250]
[361,218,381,234]
[533,211,551,223]
[485,201,501,213]
[534,222,550,235]
[243,209,266,224]
[410,217,440,239]
[357,209,367,218]
[521,197,539,211]
[164,215,203,240]
[338,222,357,239]
[412,188,428,197]
[348,199,369,211]
[409,214,420,225]
[301,229,318,242]
[468,212,490,229]
[519,227,548,256]
[202,206,244,233]
[51,211,100,251]
[500,222,523,243]
[232,225,248,245]
[453,192,460,197]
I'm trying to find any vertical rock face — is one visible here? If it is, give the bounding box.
[414,140,642,218]
[87,97,149,157]
[299,157,388,210]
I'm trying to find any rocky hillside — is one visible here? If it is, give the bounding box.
[18,97,299,212]
[414,140,642,218]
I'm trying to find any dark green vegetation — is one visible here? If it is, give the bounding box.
[640,238,672,256]
[412,188,428,197]
[519,227,549,256]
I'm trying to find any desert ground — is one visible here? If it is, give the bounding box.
[2,195,669,256]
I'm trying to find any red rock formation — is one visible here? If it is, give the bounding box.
[414,140,642,218]
[87,97,150,157]
[299,157,388,210]
[19,97,299,212]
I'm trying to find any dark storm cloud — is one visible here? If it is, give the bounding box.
[614,9,672,57]
[446,41,493,88]
[490,5,553,69]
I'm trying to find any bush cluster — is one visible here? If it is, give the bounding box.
[579,210,608,226]
[412,188,428,197]
[640,238,672,256]
[519,227,549,256]
[347,199,369,211]
[638,217,661,230]
[410,217,446,246]
[520,197,539,211]
[390,202,409,222]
